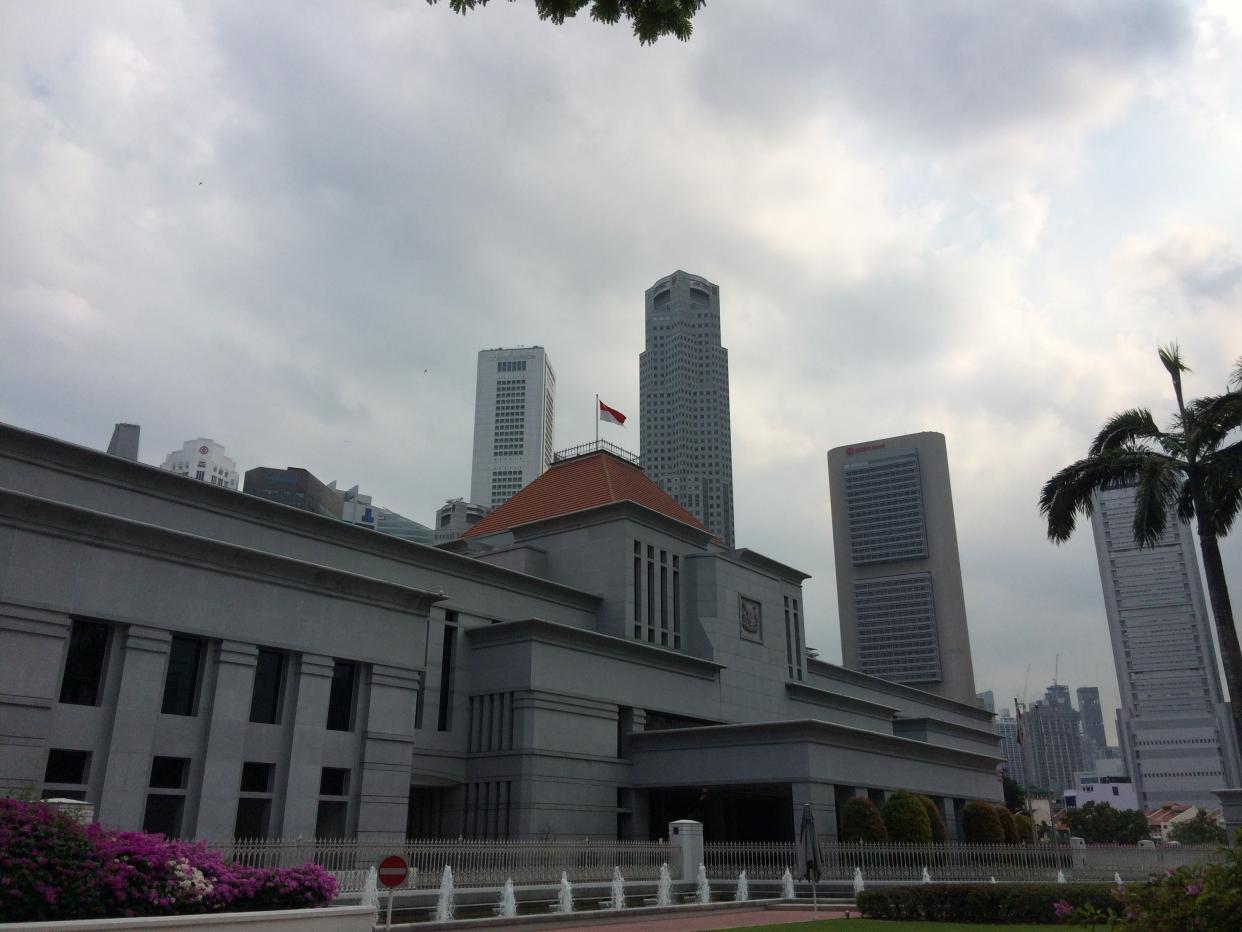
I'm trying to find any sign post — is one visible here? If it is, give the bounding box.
[378,854,408,930]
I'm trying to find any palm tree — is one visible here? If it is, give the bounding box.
[1039,345,1242,756]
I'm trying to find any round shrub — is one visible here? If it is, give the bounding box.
[882,790,932,843]
[961,800,1004,844]
[840,796,888,843]
[917,795,947,843]
[994,804,1020,844]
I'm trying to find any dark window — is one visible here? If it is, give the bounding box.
[234,797,270,839]
[143,794,184,838]
[240,762,273,794]
[633,551,642,638]
[149,756,189,789]
[315,800,347,837]
[59,620,109,706]
[437,624,457,732]
[41,789,86,801]
[161,636,203,716]
[249,649,285,724]
[44,749,89,785]
[326,661,357,731]
[320,767,350,796]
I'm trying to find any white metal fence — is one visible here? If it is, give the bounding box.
[703,840,1225,883]
[204,837,673,893]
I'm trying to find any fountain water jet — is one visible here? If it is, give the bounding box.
[557,871,574,913]
[921,866,932,884]
[696,864,711,904]
[781,867,795,899]
[1115,872,1125,887]
[852,867,865,897]
[608,867,625,910]
[656,863,672,907]
[434,866,455,922]
[495,878,517,918]
[360,866,379,910]
[734,870,749,902]
[1057,870,1067,884]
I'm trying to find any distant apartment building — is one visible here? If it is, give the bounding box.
[160,438,239,489]
[1065,772,1138,812]
[106,423,140,461]
[639,271,735,548]
[434,498,489,544]
[977,690,996,714]
[1021,685,1085,795]
[1076,686,1107,765]
[375,507,434,545]
[243,467,343,519]
[469,347,556,509]
[1090,484,1241,807]
[996,707,1025,786]
[827,431,977,704]
[329,483,375,530]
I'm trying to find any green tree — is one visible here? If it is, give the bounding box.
[1002,774,1026,812]
[994,805,1020,844]
[1065,801,1149,844]
[1168,810,1227,846]
[918,795,948,844]
[840,796,888,843]
[426,0,706,44]
[1015,812,1033,844]
[881,790,932,843]
[962,800,1005,844]
[1040,346,1242,754]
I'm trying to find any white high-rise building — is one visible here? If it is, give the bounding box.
[160,438,238,489]
[469,347,556,508]
[639,271,735,548]
[1090,484,1241,807]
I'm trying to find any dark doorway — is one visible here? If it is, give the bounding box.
[647,783,793,841]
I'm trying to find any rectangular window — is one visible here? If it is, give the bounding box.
[234,797,270,839]
[59,620,109,706]
[44,749,90,786]
[672,556,681,649]
[249,649,285,724]
[326,661,357,732]
[646,556,655,643]
[633,545,642,639]
[240,762,273,794]
[784,596,796,679]
[659,560,668,647]
[320,767,350,797]
[315,800,347,837]
[437,618,458,732]
[161,636,203,716]
[149,756,189,789]
[143,794,185,838]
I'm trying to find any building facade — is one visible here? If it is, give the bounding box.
[1076,686,1107,765]
[160,438,238,490]
[1089,485,1241,807]
[375,507,434,546]
[0,424,1002,845]
[434,499,489,544]
[827,432,977,704]
[106,424,140,462]
[243,466,344,519]
[469,347,556,509]
[995,707,1025,786]
[639,271,735,549]
[1021,686,1085,796]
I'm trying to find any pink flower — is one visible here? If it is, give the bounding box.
[1053,899,1074,918]
[1185,880,1204,896]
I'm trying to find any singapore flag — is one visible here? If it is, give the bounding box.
[598,399,627,426]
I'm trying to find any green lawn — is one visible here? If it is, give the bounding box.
[719,922,1091,931]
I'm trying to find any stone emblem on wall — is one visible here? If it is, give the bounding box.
[739,596,763,642]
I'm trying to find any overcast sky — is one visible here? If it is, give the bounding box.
[3,1,1240,738]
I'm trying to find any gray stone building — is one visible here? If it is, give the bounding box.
[639,271,735,549]
[827,431,978,705]
[1,423,1000,844]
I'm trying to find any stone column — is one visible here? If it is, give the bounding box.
[791,781,838,844]
[1215,788,1242,846]
[97,625,172,830]
[195,641,258,839]
[278,653,334,838]
[356,665,421,843]
[669,819,703,881]
[0,607,70,794]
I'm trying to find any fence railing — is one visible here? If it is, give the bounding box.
[204,837,673,893]
[703,841,1225,883]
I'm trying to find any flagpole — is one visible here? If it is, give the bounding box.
[595,394,599,445]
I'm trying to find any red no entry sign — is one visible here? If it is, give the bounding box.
[378,855,408,889]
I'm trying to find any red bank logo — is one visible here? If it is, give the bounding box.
[845,443,887,456]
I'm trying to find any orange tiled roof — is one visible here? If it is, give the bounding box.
[464,452,710,539]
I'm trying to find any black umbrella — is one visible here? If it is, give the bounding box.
[798,803,824,913]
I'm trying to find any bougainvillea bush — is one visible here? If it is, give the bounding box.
[1114,845,1242,931]
[0,799,337,922]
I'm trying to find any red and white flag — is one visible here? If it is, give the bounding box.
[598,399,627,426]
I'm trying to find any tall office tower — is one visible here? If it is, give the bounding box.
[639,271,735,548]
[827,431,977,703]
[1021,685,1085,795]
[1090,484,1241,807]
[996,708,1026,785]
[1077,686,1108,764]
[977,690,996,714]
[106,423,140,461]
[160,438,238,489]
[470,347,556,509]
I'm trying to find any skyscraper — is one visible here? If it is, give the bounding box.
[160,438,238,489]
[1021,685,1085,795]
[827,431,977,704]
[469,347,556,509]
[106,423,140,461]
[639,271,735,548]
[1090,484,1241,807]
[1076,686,1107,764]
[996,707,1025,785]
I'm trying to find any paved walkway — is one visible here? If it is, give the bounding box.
[474,906,849,931]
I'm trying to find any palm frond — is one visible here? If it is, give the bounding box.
[1195,441,1242,537]
[1039,450,1171,543]
[1131,458,1183,548]
[1230,356,1242,391]
[1088,409,1164,457]
[1187,390,1242,455]
[1159,342,1189,378]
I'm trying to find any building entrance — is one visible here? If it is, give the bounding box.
[646,783,793,842]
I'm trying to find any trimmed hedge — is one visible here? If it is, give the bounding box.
[857,882,1120,924]
[882,790,932,843]
[918,795,948,844]
[840,796,888,843]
